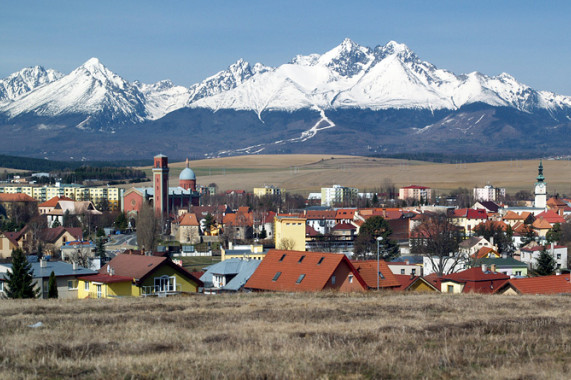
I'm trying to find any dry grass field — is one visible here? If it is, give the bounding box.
[134,155,571,195]
[1,293,570,379]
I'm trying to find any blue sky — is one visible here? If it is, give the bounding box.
[2,1,570,94]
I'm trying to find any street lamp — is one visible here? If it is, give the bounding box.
[376,236,383,290]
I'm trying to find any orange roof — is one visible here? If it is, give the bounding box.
[38,196,73,208]
[535,210,565,224]
[503,211,530,220]
[494,274,571,295]
[351,260,400,289]
[305,210,337,219]
[335,209,356,220]
[474,220,509,232]
[532,217,552,230]
[0,193,37,202]
[472,247,500,259]
[441,267,509,293]
[245,250,367,292]
[180,213,200,226]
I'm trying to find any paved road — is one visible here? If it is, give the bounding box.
[106,233,138,249]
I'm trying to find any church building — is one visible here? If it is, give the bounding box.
[123,155,200,225]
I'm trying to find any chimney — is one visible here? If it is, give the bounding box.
[555,269,561,276]
[229,241,233,250]
[481,264,487,273]
[491,264,496,273]
[40,258,47,268]
[72,262,78,271]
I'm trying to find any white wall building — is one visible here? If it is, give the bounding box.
[473,185,506,202]
[520,244,568,270]
[321,185,358,207]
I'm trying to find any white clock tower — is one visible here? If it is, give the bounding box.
[534,160,547,209]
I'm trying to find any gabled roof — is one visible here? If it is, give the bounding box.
[351,260,400,289]
[305,210,337,220]
[520,244,566,252]
[503,211,532,221]
[38,196,73,208]
[0,193,37,202]
[335,209,356,220]
[200,258,261,291]
[305,225,320,237]
[101,254,203,286]
[393,275,440,291]
[39,227,83,244]
[473,220,509,232]
[472,247,500,259]
[1,231,22,246]
[474,257,528,268]
[459,236,488,249]
[451,208,488,220]
[245,250,366,292]
[441,267,509,293]
[494,274,571,295]
[474,201,500,213]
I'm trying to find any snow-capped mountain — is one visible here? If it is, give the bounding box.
[189,38,571,114]
[0,58,148,128]
[0,66,62,102]
[1,39,571,160]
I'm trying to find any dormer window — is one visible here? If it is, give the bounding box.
[298,255,305,263]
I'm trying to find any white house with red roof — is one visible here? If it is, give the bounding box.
[520,244,568,270]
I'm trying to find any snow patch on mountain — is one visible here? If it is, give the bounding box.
[0,66,62,102]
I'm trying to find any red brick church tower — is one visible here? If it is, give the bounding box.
[153,154,169,221]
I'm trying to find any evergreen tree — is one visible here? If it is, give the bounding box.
[47,271,58,298]
[259,226,267,240]
[546,223,562,244]
[5,249,38,299]
[51,219,61,228]
[115,212,128,231]
[535,247,556,276]
[354,216,399,260]
[37,241,44,260]
[96,237,106,258]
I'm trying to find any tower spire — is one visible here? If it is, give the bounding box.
[537,159,545,182]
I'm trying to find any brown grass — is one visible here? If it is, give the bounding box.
[131,154,571,195]
[1,293,570,379]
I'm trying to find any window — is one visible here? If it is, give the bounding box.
[279,254,286,262]
[272,272,281,281]
[447,285,454,293]
[84,282,89,291]
[557,254,561,260]
[401,269,405,275]
[331,275,336,285]
[298,255,306,263]
[67,280,78,290]
[296,274,306,284]
[515,271,522,276]
[348,275,354,284]
[317,257,325,265]
[154,275,176,292]
[379,271,384,279]
[411,268,416,275]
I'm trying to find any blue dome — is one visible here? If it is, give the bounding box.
[179,167,196,181]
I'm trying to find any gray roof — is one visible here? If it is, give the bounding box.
[1,261,97,280]
[200,258,261,291]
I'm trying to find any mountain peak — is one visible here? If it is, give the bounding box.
[81,57,105,72]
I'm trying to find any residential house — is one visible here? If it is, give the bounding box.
[39,226,83,256]
[38,196,74,215]
[253,185,285,198]
[449,208,488,236]
[335,209,356,224]
[388,259,423,276]
[393,275,440,292]
[46,200,101,227]
[472,247,500,259]
[244,250,367,292]
[459,236,493,257]
[0,193,38,219]
[200,258,261,293]
[351,260,400,290]
[0,230,26,258]
[223,206,254,241]
[0,259,96,299]
[502,211,534,227]
[77,254,203,298]
[493,274,571,295]
[469,258,528,277]
[305,210,337,235]
[439,266,509,294]
[331,223,357,241]
[520,244,568,270]
[531,217,553,238]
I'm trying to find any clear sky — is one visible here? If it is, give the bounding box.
[1,1,570,95]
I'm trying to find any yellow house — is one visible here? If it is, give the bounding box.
[77,254,203,298]
[221,244,266,261]
[253,186,285,198]
[274,215,306,251]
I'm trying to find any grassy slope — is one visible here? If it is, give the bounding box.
[134,154,571,195]
[1,293,569,379]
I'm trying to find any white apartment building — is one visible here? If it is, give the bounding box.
[473,185,506,202]
[320,185,358,207]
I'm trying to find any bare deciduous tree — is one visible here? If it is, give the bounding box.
[278,237,296,250]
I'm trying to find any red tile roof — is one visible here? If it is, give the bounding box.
[306,210,337,220]
[38,196,73,208]
[534,210,565,224]
[245,250,366,292]
[180,213,200,226]
[39,227,83,244]
[441,267,509,293]
[332,223,356,231]
[351,260,400,289]
[494,274,571,295]
[335,209,356,220]
[472,247,500,259]
[0,193,37,202]
[451,208,488,220]
[393,275,440,291]
[305,225,320,237]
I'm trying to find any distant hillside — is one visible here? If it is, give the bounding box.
[0,154,149,172]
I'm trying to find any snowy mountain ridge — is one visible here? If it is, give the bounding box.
[1,39,571,128]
